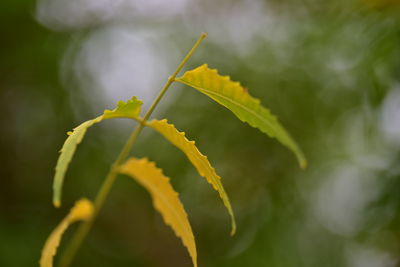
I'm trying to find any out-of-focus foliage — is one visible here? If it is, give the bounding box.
[40,199,94,267]
[2,0,400,266]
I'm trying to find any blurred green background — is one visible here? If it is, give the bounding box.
[2,0,400,266]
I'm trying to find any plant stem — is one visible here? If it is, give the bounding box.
[58,32,207,267]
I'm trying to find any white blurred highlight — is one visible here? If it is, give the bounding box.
[314,165,380,236]
[381,86,400,147]
[72,27,169,109]
[36,0,189,30]
[346,245,396,267]
[36,0,119,30]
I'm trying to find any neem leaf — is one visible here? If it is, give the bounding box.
[119,158,197,267]
[53,97,142,207]
[148,119,236,235]
[53,116,102,208]
[40,198,94,267]
[103,96,142,120]
[175,64,307,168]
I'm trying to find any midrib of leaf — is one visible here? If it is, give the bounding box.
[178,80,284,136]
[177,79,305,168]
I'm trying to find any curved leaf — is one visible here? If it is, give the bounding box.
[53,97,142,207]
[53,116,102,207]
[148,119,236,235]
[176,64,307,168]
[40,198,94,267]
[119,158,197,267]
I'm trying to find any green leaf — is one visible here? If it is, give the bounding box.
[175,64,307,168]
[119,158,197,267]
[53,97,142,207]
[148,119,236,235]
[103,96,142,120]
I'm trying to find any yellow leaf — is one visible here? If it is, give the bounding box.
[176,64,307,169]
[148,119,236,235]
[40,198,94,267]
[53,97,142,207]
[119,158,197,267]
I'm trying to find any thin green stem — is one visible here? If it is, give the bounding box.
[58,33,207,267]
[142,32,207,121]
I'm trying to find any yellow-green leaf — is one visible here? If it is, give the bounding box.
[119,158,197,267]
[176,64,307,168]
[53,97,142,207]
[40,198,94,267]
[53,116,102,207]
[148,119,236,235]
[103,96,142,120]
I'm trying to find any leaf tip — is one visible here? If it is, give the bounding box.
[199,63,209,70]
[116,100,125,107]
[230,221,237,236]
[300,158,308,169]
[129,96,143,105]
[53,200,61,208]
[71,198,94,220]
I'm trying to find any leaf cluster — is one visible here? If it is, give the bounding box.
[41,62,305,266]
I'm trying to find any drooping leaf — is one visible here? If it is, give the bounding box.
[40,198,94,267]
[148,119,236,235]
[53,97,142,207]
[175,64,307,168]
[119,158,197,267]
